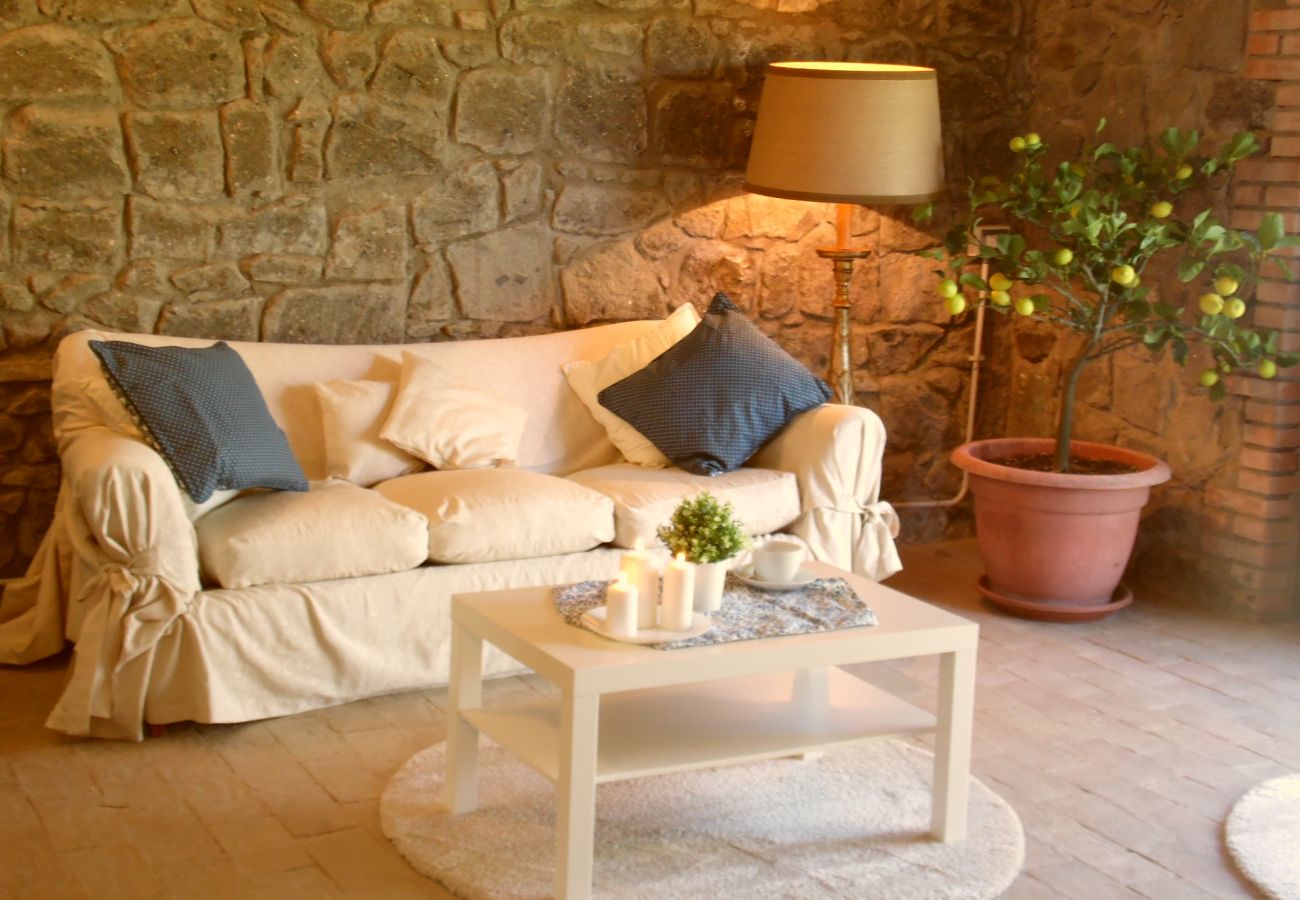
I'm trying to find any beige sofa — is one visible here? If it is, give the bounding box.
[0,319,901,740]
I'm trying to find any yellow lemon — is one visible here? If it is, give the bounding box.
[1175,164,1193,180]
[1224,297,1247,319]
[990,289,1011,306]
[937,278,959,298]
[1111,265,1137,286]
[1198,292,1224,315]
[944,294,967,316]
[1052,248,1074,266]
[1024,132,1041,147]
[1214,275,1239,296]
[1014,297,1035,316]
[989,273,1013,291]
[1009,136,1027,152]
[1258,358,1278,379]
[1198,369,1219,388]
[1150,200,1173,218]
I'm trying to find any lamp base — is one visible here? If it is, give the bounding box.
[815,247,870,405]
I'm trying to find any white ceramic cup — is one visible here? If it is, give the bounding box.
[752,540,804,583]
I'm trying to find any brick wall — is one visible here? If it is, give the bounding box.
[1212,2,1300,618]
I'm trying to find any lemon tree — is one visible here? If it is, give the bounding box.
[918,121,1300,472]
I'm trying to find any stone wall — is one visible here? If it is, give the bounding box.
[0,0,1033,578]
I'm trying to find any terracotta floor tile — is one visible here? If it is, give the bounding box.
[2,539,1296,898]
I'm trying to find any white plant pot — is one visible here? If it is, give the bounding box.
[692,561,728,613]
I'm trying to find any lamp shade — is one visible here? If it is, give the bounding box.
[744,62,944,204]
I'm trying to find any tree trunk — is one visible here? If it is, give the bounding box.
[1054,342,1097,472]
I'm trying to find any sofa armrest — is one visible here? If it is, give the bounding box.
[45,428,201,739]
[750,404,901,581]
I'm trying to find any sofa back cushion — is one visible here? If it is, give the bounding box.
[53,320,662,481]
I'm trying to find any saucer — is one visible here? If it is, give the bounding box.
[733,564,817,592]
[580,606,712,644]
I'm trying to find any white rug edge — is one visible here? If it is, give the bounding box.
[381,738,1026,900]
[1224,772,1300,900]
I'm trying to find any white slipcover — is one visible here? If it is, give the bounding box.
[0,324,899,740]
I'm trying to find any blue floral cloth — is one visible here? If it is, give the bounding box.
[553,574,877,650]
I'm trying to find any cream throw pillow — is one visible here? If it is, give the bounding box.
[375,469,615,564]
[196,479,429,589]
[562,303,701,467]
[381,353,528,470]
[314,379,422,487]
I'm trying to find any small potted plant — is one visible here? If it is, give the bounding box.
[657,491,749,612]
[920,122,1298,620]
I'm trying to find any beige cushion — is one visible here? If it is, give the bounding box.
[381,352,528,470]
[375,469,615,564]
[314,378,422,487]
[566,463,801,549]
[196,479,429,589]
[562,303,700,467]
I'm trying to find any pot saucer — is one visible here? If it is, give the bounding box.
[976,576,1132,622]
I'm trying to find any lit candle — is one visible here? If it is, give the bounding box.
[620,537,661,629]
[660,552,695,631]
[604,574,638,638]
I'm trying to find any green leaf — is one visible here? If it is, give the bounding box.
[1258,211,1285,252]
[1278,352,1300,368]
[1096,117,1108,135]
[1093,142,1117,160]
[911,202,934,223]
[917,247,946,260]
[1177,258,1205,282]
[1209,380,1227,402]
[1269,256,1294,280]
[1172,337,1188,366]
[1225,131,1259,161]
[959,272,986,290]
[1217,262,1246,284]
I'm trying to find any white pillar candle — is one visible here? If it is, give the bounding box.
[660,552,695,631]
[620,538,661,629]
[604,575,638,638]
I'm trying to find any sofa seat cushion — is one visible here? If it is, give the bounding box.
[375,470,615,564]
[566,463,800,549]
[196,479,429,589]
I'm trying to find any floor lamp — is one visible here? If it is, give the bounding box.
[743,62,945,405]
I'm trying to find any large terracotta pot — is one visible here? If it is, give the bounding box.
[951,437,1172,622]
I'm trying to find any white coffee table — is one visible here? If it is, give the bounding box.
[445,560,978,900]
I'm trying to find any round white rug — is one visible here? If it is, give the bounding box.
[381,740,1024,899]
[1225,773,1300,900]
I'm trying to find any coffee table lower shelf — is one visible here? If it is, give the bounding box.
[462,666,935,785]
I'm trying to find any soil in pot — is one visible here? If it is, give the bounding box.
[995,453,1139,476]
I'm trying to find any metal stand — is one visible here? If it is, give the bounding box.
[816,247,871,405]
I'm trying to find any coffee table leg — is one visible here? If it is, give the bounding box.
[556,692,599,900]
[931,647,975,842]
[445,623,483,814]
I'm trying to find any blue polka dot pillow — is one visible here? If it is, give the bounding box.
[90,340,309,503]
[597,293,832,476]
